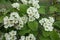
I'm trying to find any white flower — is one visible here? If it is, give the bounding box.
[21,15,28,23]
[27,7,35,17]
[29,17,35,21]
[10,12,19,24]
[44,26,53,31]
[39,19,44,25]
[25,36,28,40]
[5,33,11,40]
[28,34,36,40]
[9,30,17,37]
[19,34,36,40]
[4,16,15,28]
[20,36,25,40]
[4,16,9,28]
[39,18,48,25]
[49,17,55,23]
[8,16,15,27]
[28,0,40,9]
[10,36,17,40]
[18,18,24,27]
[21,0,28,5]
[28,0,39,4]
[10,12,20,19]
[11,3,20,10]
[5,31,17,40]
[15,18,24,30]
[32,2,40,9]
[39,17,54,31]
[27,7,40,21]
[34,13,40,19]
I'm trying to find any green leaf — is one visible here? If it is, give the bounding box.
[0,16,4,23]
[19,4,28,16]
[30,31,38,37]
[56,16,60,21]
[28,21,38,31]
[49,6,57,13]
[50,31,60,40]
[39,35,50,40]
[19,29,30,36]
[38,6,45,14]
[54,21,60,29]
[19,24,30,36]
[42,30,50,37]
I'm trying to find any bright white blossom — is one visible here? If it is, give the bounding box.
[11,3,20,10]
[49,17,55,23]
[5,30,17,40]
[19,36,25,40]
[4,16,9,28]
[3,12,24,30]
[34,13,40,19]
[32,3,40,9]
[21,15,28,24]
[27,7,40,21]
[8,16,15,27]
[9,30,17,37]
[21,0,28,5]
[19,34,36,40]
[39,17,55,31]
[28,0,40,9]
[15,18,24,30]
[29,17,35,21]
[10,12,20,19]
[28,34,36,40]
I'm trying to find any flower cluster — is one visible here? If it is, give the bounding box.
[21,0,40,9]
[28,0,40,9]
[11,3,20,10]
[21,0,28,5]
[39,17,55,31]
[4,30,17,40]
[3,12,25,30]
[27,7,40,21]
[1,0,56,40]
[19,34,36,40]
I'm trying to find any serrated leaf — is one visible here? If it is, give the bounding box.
[19,29,30,36]
[38,6,45,14]
[56,16,60,21]
[28,21,38,31]
[30,31,38,37]
[0,16,4,23]
[19,24,30,36]
[39,36,50,40]
[50,31,60,40]
[42,30,50,37]
[19,4,28,16]
[49,6,57,13]
[54,21,60,29]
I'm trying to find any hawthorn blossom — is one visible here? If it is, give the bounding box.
[19,34,36,40]
[4,16,9,28]
[5,30,17,40]
[27,7,40,21]
[21,0,28,5]
[28,0,40,9]
[21,15,28,24]
[39,17,55,31]
[11,3,20,10]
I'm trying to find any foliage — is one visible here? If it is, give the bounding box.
[0,0,60,40]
